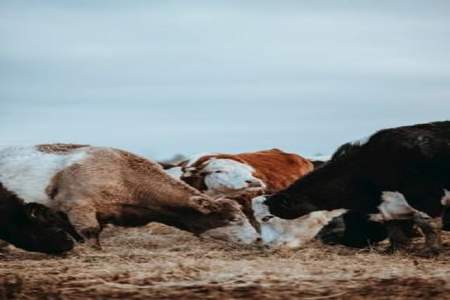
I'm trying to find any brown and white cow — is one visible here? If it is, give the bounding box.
[162,149,316,231]
[0,144,259,252]
[165,149,314,197]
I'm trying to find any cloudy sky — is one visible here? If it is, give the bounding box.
[1,1,449,160]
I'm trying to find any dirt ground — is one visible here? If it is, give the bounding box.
[1,224,449,300]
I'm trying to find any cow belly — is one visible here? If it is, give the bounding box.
[0,146,87,205]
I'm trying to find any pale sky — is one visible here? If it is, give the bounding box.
[1,1,449,160]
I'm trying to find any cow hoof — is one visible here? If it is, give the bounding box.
[85,238,102,251]
[416,247,440,258]
[382,245,398,255]
[382,243,410,255]
[80,227,102,250]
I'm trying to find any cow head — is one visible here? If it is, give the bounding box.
[263,191,319,220]
[0,202,76,254]
[191,196,260,245]
[182,158,265,196]
[252,196,347,248]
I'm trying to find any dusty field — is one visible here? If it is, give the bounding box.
[1,224,450,300]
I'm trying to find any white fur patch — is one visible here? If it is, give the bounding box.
[252,196,347,249]
[307,155,331,161]
[252,196,270,220]
[370,191,429,222]
[441,189,450,206]
[260,223,280,244]
[164,166,183,179]
[202,159,265,194]
[200,216,260,245]
[252,196,277,243]
[0,145,88,205]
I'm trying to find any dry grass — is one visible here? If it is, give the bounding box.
[1,224,450,299]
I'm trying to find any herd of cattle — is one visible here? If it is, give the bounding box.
[0,121,448,257]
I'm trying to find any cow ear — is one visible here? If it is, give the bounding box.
[190,196,216,214]
[158,162,176,170]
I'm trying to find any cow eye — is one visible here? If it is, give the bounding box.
[215,170,223,174]
[262,215,274,222]
[229,217,240,223]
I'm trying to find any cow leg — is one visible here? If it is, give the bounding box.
[441,190,450,231]
[412,212,441,257]
[384,221,412,253]
[371,191,441,256]
[60,202,102,250]
[442,207,450,231]
[379,215,440,256]
[318,211,388,248]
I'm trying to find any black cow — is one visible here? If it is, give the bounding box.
[261,121,450,255]
[0,183,80,254]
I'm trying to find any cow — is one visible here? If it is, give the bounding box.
[252,121,450,256]
[0,144,259,252]
[163,149,315,230]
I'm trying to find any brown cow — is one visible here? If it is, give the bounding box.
[0,144,259,252]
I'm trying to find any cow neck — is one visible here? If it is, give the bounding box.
[117,174,231,234]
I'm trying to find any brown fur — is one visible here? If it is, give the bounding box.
[229,189,266,231]
[43,147,246,243]
[185,149,314,193]
[177,149,314,228]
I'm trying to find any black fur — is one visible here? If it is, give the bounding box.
[317,211,387,247]
[266,121,450,247]
[442,207,450,231]
[0,183,76,254]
